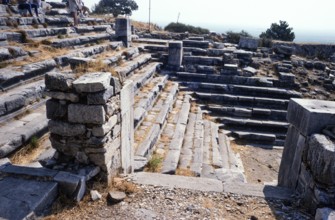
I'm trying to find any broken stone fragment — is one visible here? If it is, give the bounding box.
[87,86,115,105]
[45,72,76,91]
[90,190,102,201]
[108,191,126,204]
[73,72,112,93]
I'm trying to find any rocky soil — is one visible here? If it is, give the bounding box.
[44,179,312,220]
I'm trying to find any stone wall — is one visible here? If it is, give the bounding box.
[278,98,335,214]
[272,41,335,60]
[45,71,132,184]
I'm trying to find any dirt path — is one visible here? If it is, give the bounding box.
[232,142,282,184]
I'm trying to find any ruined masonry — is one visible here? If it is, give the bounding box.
[279,99,335,214]
[0,3,335,218]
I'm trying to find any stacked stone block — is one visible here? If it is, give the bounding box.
[279,98,335,214]
[45,71,123,183]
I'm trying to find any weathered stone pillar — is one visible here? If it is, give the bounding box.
[115,18,131,48]
[168,41,183,70]
[45,71,123,185]
[278,98,335,213]
[120,80,134,174]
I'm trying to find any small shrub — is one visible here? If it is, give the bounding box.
[146,154,162,172]
[41,39,52,45]
[259,37,273,48]
[32,23,39,29]
[30,136,39,149]
[226,30,252,44]
[42,23,48,28]
[165,22,209,34]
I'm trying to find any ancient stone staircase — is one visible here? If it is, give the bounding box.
[0,6,309,217]
[142,37,303,147]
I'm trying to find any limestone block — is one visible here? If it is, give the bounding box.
[87,137,120,170]
[92,115,118,137]
[49,137,80,157]
[46,99,67,120]
[120,81,134,174]
[48,120,86,137]
[287,99,335,136]
[307,134,335,186]
[238,37,259,51]
[106,96,120,116]
[278,125,306,188]
[53,171,86,201]
[4,95,25,113]
[168,41,183,68]
[273,45,294,57]
[68,104,106,124]
[44,91,79,102]
[87,86,114,105]
[183,40,209,49]
[73,72,112,93]
[111,76,121,94]
[115,18,131,37]
[279,72,295,82]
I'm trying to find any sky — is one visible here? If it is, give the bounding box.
[82,0,335,43]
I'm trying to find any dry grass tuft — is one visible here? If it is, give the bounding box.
[176,168,196,177]
[110,177,139,194]
[145,154,163,173]
[73,60,117,78]
[9,135,46,165]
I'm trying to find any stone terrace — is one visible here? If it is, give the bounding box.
[0,4,334,219]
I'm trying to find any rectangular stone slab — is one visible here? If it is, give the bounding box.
[287,99,335,136]
[73,72,111,93]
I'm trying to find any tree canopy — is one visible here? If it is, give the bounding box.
[225,30,252,44]
[259,20,295,42]
[93,0,138,17]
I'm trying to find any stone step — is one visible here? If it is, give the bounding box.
[183,40,209,49]
[0,42,122,90]
[204,104,287,121]
[134,75,168,129]
[129,62,161,93]
[134,82,179,161]
[161,95,191,174]
[176,72,273,87]
[218,116,289,130]
[178,107,204,176]
[201,124,246,183]
[0,59,57,90]
[0,45,28,62]
[23,25,111,38]
[45,16,104,27]
[68,47,140,69]
[230,131,285,147]
[195,92,289,110]
[134,75,168,128]
[144,45,168,52]
[183,56,222,66]
[0,105,48,158]
[115,54,152,81]
[133,38,168,45]
[55,41,123,66]
[50,33,112,48]
[0,80,45,118]
[180,81,302,99]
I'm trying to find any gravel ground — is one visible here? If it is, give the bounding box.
[44,180,312,220]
